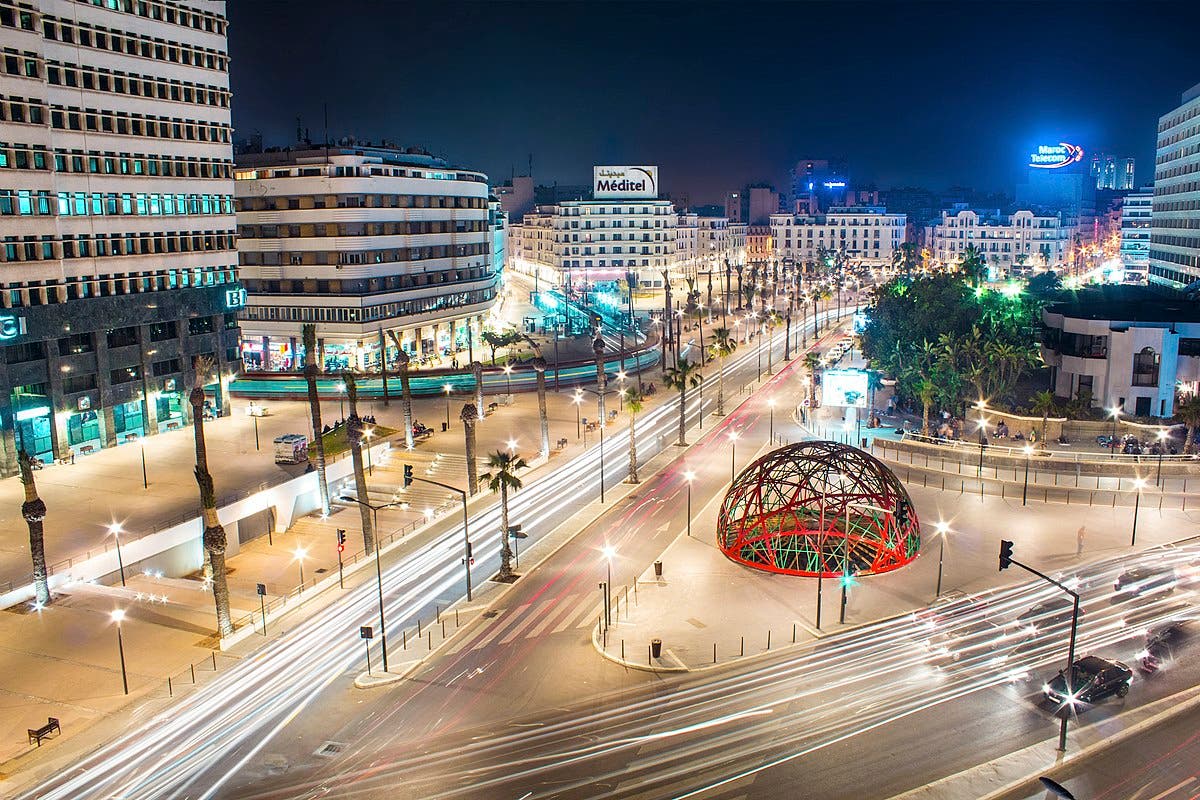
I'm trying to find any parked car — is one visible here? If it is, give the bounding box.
[1114,566,1177,598]
[1042,656,1133,704]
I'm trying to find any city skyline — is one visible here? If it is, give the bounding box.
[228,1,1200,200]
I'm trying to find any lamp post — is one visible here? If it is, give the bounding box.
[768,398,776,442]
[1155,428,1168,486]
[1022,445,1033,506]
[443,383,453,431]
[340,494,410,673]
[337,381,347,422]
[363,427,374,475]
[1130,477,1147,547]
[573,390,583,439]
[111,609,129,695]
[976,415,990,478]
[251,410,260,451]
[683,469,695,537]
[934,521,950,598]
[293,545,308,588]
[1108,406,1121,458]
[601,544,615,626]
[108,523,127,587]
[503,363,513,398]
[839,501,892,623]
[728,430,738,483]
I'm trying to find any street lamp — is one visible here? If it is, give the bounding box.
[1130,477,1147,547]
[340,495,409,673]
[363,427,374,475]
[1022,445,1034,506]
[503,363,513,397]
[934,521,950,598]
[683,469,695,537]
[443,383,453,430]
[1108,406,1121,458]
[1155,428,1169,486]
[111,608,129,695]
[728,430,739,483]
[108,522,127,587]
[337,381,347,422]
[573,389,584,440]
[601,544,615,626]
[293,545,308,587]
[975,415,990,478]
[767,397,776,443]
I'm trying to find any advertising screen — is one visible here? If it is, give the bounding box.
[822,369,870,408]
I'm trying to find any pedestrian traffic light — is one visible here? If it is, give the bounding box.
[403,464,414,487]
[336,528,346,552]
[999,539,1015,571]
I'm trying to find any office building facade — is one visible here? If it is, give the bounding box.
[1149,82,1200,289]
[769,207,906,267]
[0,0,240,474]
[1119,190,1152,276]
[235,144,500,371]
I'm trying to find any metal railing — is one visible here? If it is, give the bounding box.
[893,431,1199,466]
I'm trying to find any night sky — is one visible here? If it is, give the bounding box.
[228,1,1200,204]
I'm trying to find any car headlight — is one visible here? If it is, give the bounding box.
[1042,683,1051,694]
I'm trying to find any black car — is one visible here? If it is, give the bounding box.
[1043,656,1133,704]
[1016,596,1079,634]
[1114,566,1177,598]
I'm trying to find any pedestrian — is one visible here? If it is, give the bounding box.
[1076,525,1086,556]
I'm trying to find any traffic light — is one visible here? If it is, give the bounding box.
[999,539,1015,571]
[403,464,414,487]
[336,529,346,553]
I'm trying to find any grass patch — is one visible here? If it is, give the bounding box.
[311,423,400,458]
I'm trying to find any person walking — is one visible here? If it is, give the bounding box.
[1076,525,1087,556]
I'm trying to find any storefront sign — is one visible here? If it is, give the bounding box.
[0,314,26,340]
[593,166,659,199]
[225,287,247,309]
[1029,143,1084,169]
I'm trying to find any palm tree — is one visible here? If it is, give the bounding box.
[914,376,937,437]
[301,324,331,516]
[664,359,703,446]
[482,450,527,581]
[342,373,375,554]
[803,352,821,409]
[471,361,485,420]
[461,404,479,495]
[764,312,780,375]
[625,389,644,484]
[1030,390,1058,447]
[395,346,414,449]
[377,328,390,408]
[19,450,50,606]
[190,356,232,636]
[593,336,607,425]
[523,335,551,458]
[660,268,673,371]
[1176,394,1200,455]
[710,327,737,415]
[960,244,987,287]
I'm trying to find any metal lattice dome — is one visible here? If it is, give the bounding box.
[717,441,920,577]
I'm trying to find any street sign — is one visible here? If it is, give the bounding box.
[256,583,266,596]
[802,398,811,408]
[359,626,374,640]
[508,525,527,539]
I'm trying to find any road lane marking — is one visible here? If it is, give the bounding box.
[553,593,601,634]
[498,603,550,645]
[466,603,530,651]
[526,595,584,638]
[1145,777,1197,800]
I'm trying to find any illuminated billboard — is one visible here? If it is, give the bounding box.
[822,369,870,408]
[1028,143,1084,169]
[593,166,659,199]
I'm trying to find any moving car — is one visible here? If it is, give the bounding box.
[925,618,1009,667]
[1015,597,1079,635]
[1114,566,1177,598]
[1042,656,1133,704]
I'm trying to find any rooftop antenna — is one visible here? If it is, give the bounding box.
[295,115,302,145]
[323,102,330,163]
[528,153,533,177]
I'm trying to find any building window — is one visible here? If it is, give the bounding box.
[1132,347,1159,387]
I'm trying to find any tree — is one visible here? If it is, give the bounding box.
[960,244,987,287]
[395,344,414,449]
[301,324,331,516]
[710,327,737,415]
[482,450,527,581]
[481,331,504,365]
[532,356,550,458]
[593,336,607,425]
[342,373,375,553]
[625,389,644,484]
[471,361,485,420]
[1176,394,1200,456]
[803,352,821,409]
[1029,390,1058,447]
[461,404,479,495]
[19,450,50,606]
[664,359,703,446]
[190,356,232,636]
[764,311,780,375]
[913,376,937,437]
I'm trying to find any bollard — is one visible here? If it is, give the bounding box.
[648,644,652,666]
[191,664,196,684]
[403,629,408,649]
[428,631,432,650]
[212,652,217,670]
[654,560,663,579]
[441,619,446,638]
[740,636,744,656]
[455,609,459,627]
[651,638,662,659]
[793,623,797,643]
[713,642,717,663]
[767,630,772,650]
[621,639,625,660]
[168,676,173,697]
[417,618,422,636]
[436,605,440,623]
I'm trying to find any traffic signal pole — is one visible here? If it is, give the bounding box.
[405,465,472,601]
[999,540,1081,752]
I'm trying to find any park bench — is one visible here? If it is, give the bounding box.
[28,717,60,746]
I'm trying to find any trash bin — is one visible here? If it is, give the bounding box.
[861,437,868,449]
[441,421,449,432]
[653,560,663,578]
[651,638,662,659]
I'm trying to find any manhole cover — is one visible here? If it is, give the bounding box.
[315,741,346,757]
[315,568,328,574]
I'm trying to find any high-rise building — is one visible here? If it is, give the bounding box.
[1119,189,1152,277]
[0,0,240,474]
[1016,142,1092,253]
[234,143,500,371]
[790,158,850,213]
[1091,154,1136,191]
[1149,82,1200,289]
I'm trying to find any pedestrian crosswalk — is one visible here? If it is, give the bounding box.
[444,591,603,655]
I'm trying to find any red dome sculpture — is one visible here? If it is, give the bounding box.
[717,441,920,577]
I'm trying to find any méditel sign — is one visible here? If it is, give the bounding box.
[593,166,659,199]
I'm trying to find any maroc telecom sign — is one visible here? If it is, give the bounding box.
[1028,142,1084,169]
[593,165,659,199]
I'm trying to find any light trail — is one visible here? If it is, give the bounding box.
[21,308,850,800]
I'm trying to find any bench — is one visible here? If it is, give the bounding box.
[28,717,60,746]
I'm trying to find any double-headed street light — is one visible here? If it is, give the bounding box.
[108,522,127,587]
[339,495,410,674]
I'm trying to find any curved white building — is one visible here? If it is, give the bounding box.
[235,144,500,371]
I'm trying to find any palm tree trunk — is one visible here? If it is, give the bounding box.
[344,377,375,554]
[472,362,485,420]
[389,332,414,449]
[536,368,549,458]
[1186,424,1196,456]
[717,355,725,415]
[1040,412,1049,446]
[499,483,512,579]
[302,328,331,516]
[922,401,932,436]
[19,452,50,606]
[628,411,639,483]
[677,386,687,446]
[464,419,478,495]
[198,470,233,637]
[378,328,390,408]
